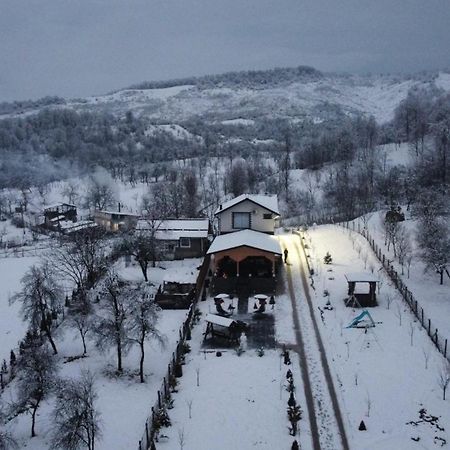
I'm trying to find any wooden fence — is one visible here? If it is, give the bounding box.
[138,255,210,450]
[339,221,449,363]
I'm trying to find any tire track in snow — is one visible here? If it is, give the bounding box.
[281,234,349,450]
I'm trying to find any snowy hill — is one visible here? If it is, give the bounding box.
[2,67,450,126]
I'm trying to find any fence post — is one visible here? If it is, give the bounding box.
[145,422,149,449]
[428,319,431,336]
[158,391,162,409]
[421,308,424,326]
[444,339,448,359]
[139,440,142,450]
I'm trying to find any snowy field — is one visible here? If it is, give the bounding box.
[156,298,308,450]
[2,258,201,450]
[351,211,450,350]
[0,256,39,362]
[304,225,450,449]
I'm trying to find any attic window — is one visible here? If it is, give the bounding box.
[263,213,273,219]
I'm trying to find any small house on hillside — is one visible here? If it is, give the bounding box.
[215,194,279,235]
[137,218,210,260]
[207,229,282,296]
[44,203,77,229]
[94,210,138,232]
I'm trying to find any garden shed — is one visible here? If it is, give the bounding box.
[344,272,379,307]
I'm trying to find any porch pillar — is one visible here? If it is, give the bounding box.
[272,258,276,277]
[236,260,240,277]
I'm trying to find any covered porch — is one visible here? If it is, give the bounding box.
[207,230,282,296]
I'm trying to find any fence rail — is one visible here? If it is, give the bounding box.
[138,254,210,450]
[339,221,449,363]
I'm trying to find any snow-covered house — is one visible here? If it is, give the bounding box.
[94,210,138,232]
[214,194,280,235]
[137,218,210,260]
[206,229,282,296]
[44,203,77,229]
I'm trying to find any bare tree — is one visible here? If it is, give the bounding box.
[396,226,412,275]
[0,402,18,449]
[67,297,93,356]
[84,168,117,211]
[51,370,101,450]
[365,391,372,417]
[422,348,430,370]
[60,180,80,205]
[437,363,450,401]
[94,271,132,373]
[177,427,186,450]
[186,400,193,419]
[394,303,402,326]
[409,322,415,346]
[416,217,450,285]
[128,283,165,383]
[12,263,62,354]
[14,343,58,437]
[48,228,107,300]
[119,232,157,281]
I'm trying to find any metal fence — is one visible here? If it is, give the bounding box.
[339,220,449,363]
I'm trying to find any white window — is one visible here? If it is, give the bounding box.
[179,237,191,248]
[232,212,251,229]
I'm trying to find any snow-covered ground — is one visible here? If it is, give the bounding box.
[302,225,450,449]
[2,258,202,450]
[350,211,450,350]
[155,297,307,450]
[0,256,39,363]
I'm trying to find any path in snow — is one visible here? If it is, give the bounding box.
[280,234,349,450]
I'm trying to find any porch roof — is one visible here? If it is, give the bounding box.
[207,229,281,255]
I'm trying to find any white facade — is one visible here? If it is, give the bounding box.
[216,197,279,234]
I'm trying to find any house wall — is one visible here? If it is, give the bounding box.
[158,237,208,260]
[217,200,276,234]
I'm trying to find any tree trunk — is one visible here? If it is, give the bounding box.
[440,270,444,285]
[81,331,87,355]
[139,341,145,383]
[138,261,148,282]
[46,329,58,355]
[31,403,38,437]
[117,341,122,372]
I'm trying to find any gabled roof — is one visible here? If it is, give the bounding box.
[44,203,76,211]
[207,229,281,255]
[214,194,279,216]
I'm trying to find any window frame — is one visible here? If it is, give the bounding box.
[232,212,251,229]
[179,237,191,248]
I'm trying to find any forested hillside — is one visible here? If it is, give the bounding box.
[0,66,449,223]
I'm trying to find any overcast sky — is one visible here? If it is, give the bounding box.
[1,0,449,101]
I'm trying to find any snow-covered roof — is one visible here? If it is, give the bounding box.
[214,194,279,216]
[44,202,76,210]
[163,268,198,284]
[60,220,97,233]
[345,272,379,283]
[207,229,282,255]
[137,219,209,240]
[204,313,236,328]
[95,210,138,217]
